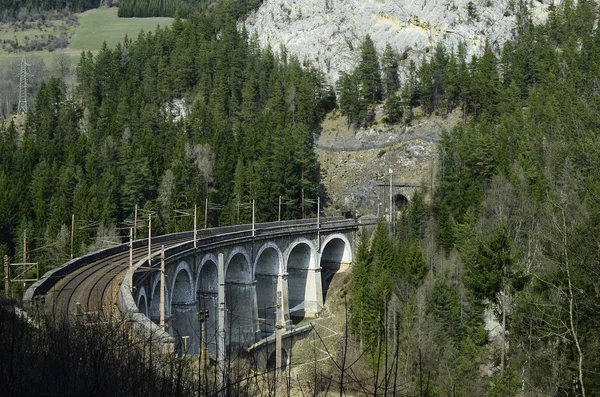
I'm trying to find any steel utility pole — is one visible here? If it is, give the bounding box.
[377,187,381,219]
[275,290,284,391]
[217,253,226,389]
[317,196,320,229]
[389,169,393,227]
[70,214,74,259]
[204,198,208,229]
[148,214,152,266]
[278,196,281,222]
[129,228,133,290]
[198,309,209,373]
[23,231,26,287]
[301,186,305,219]
[134,204,138,239]
[252,199,255,237]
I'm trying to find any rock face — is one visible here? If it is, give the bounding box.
[245,0,556,83]
[316,110,460,215]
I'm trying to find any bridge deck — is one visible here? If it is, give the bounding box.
[26,217,362,334]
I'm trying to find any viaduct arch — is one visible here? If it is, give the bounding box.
[131,222,356,357]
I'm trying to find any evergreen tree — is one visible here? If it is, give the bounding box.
[357,34,382,107]
[336,70,361,126]
[383,94,403,124]
[381,43,399,98]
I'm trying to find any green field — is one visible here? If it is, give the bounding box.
[0,8,173,68]
[68,8,173,52]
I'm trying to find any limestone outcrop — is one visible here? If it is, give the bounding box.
[245,0,556,82]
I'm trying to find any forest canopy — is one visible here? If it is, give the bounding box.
[0,1,331,275]
[0,0,599,394]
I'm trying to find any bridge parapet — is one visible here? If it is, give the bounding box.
[26,217,359,358]
[122,217,359,358]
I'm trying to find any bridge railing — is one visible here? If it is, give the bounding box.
[24,217,360,352]
[120,216,359,305]
[118,217,359,352]
[24,217,350,308]
[23,229,195,308]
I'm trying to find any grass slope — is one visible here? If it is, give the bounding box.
[68,8,173,52]
[0,8,173,67]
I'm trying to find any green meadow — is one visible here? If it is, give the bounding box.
[68,8,173,52]
[0,8,173,67]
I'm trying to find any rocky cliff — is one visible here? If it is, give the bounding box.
[245,0,556,83]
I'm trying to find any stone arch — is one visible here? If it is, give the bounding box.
[283,238,317,273]
[150,273,170,323]
[196,254,218,356]
[224,247,252,281]
[253,242,283,277]
[254,243,283,335]
[320,233,353,264]
[267,349,288,372]
[195,253,219,294]
[285,238,318,320]
[225,248,256,348]
[136,286,149,317]
[169,261,195,355]
[169,261,194,309]
[319,233,353,304]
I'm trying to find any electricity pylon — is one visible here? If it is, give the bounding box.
[17,55,31,114]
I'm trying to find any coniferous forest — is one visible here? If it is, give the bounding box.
[0,1,332,274]
[1,0,600,395]
[342,0,600,395]
[0,0,97,13]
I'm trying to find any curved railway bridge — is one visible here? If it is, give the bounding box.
[25,217,360,361]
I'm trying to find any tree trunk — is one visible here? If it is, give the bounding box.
[562,208,586,397]
[501,279,506,373]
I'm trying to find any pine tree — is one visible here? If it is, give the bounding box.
[381,43,399,98]
[383,94,403,124]
[337,70,360,126]
[349,227,373,335]
[358,34,382,107]
[404,59,420,115]
[405,241,427,286]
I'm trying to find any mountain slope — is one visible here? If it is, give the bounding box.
[245,0,556,82]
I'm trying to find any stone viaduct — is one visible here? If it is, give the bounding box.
[120,218,358,364]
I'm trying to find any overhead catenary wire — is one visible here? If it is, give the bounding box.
[23,196,325,266]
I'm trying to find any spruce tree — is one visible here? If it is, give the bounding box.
[381,43,399,98]
[358,34,382,106]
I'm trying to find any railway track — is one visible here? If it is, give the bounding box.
[28,217,364,324]
[45,235,192,322]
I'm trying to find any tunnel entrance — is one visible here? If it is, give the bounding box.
[394,194,408,210]
[320,237,351,305]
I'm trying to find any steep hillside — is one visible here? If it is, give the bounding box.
[245,0,556,82]
[317,109,458,216]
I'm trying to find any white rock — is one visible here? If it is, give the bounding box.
[245,0,558,83]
